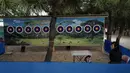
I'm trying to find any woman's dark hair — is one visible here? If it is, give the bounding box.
[84,55,91,62]
[111,41,120,51]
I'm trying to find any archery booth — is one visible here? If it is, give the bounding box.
[0,16,130,73]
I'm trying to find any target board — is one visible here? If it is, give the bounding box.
[4,17,51,46]
[55,17,104,46]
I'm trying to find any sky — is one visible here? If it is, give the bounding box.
[0,19,3,26]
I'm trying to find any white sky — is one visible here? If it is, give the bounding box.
[31,10,48,16]
[0,22,3,26]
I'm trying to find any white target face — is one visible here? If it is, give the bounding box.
[84,25,92,33]
[56,25,64,33]
[15,26,23,34]
[65,25,73,33]
[24,26,32,34]
[42,26,50,33]
[93,25,101,33]
[33,26,41,34]
[75,25,82,33]
[7,26,14,34]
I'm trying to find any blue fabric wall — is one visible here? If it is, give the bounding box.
[0,42,5,55]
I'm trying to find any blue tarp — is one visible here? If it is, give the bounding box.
[0,42,5,55]
[104,40,112,53]
[0,62,130,73]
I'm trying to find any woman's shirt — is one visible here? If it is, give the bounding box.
[109,49,122,63]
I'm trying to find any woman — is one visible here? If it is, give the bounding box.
[109,42,122,64]
[84,55,92,63]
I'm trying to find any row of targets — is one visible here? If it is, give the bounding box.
[57,25,101,33]
[6,25,101,34]
[7,26,50,34]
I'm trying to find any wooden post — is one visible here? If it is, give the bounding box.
[53,46,55,52]
[21,45,25,52]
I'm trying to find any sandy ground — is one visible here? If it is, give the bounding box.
[0,46,109,63]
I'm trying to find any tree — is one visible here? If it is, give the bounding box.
[96,0,120,42]
[44,0,82,62]
[113,0,130,43]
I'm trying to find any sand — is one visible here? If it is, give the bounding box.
[0,46,109,63]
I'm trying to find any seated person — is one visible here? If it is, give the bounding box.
[109,42,122,64]
[84,55,92,63]
[122,55,130,64]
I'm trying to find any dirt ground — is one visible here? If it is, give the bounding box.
[0,46,109,63]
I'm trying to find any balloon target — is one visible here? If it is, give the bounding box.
[16,26,23,34]
[75,25,82,33]
[7,26,14,34]
[24,26,32,34]
[66,25,73,33]
[84,25,92,33]
[43,26,49,33]
[56,25,64,33]
[93,25,101,33]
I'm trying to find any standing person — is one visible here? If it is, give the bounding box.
[109,42,122,64]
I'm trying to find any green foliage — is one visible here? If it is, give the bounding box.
[56,35,63,43]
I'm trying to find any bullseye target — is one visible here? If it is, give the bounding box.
[24,26,32,34]
[56,25,64,33]
[84,25,92,33]
[75,25,82,33]
[93,25,101,33]
[33,26,41,34]
[43,26,49,33]
[66,25,73,33]
[7,26,14,34]
[16,26,23,34]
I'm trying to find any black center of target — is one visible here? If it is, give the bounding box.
[94,26,100,31]
[43,26,49,32]
[34,26,40,32]
[84,25,91,33]
[57,26,64,32]
[7,26,14,33]
[66,26,73,32]
[76,26,82,32]
[25,27,32,32]
[17,27,23,32]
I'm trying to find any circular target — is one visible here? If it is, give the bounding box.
[16,26,23,34]
[75,25,82,33]
[93,25,101,33]
[56,25,64,33]
[33,26,41,34]
[7,26,14,34]
[24,26,32,34]
[84,25,92,33]
[66,25,73,33]
[43,26,50,33]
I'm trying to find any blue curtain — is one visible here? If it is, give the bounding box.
[0,42,5,55]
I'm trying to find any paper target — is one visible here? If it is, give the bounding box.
[84,25,92,33]
[7,26,14,34]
